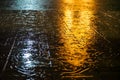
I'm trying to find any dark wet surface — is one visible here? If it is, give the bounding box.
[0,0,120,80]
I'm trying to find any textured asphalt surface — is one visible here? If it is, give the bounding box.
[0,0,120,80]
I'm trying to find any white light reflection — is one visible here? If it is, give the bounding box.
[23,53,31,58]
[22,39,36,68]
[26,61,32,64]
[26,40,35,46]
[11,0,50,10]
[25,60,35,68]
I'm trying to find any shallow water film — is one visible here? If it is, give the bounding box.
[0,0,120,80]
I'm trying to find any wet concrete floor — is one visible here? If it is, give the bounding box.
[0,0,120,80]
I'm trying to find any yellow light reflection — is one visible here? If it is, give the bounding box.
[58,0,96,67]
[64,9,73,28]
[64,0,74,4]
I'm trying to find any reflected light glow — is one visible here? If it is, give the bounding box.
[23,53,31,58]
[13,37,39,75]
[64,0,74,4]
[25,61,34,68]
[11,0,48,10]
[58,0,95,67]
[15,0,37,10]
[21,39,36,68]
[26,40,35,46]
[64,9,73,28]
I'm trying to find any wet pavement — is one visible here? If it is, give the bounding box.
[0,0,120,80]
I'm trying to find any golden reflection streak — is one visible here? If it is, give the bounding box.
[58,0,95,67]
